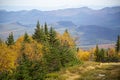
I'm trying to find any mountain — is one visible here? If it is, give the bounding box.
[0,22,35,40]
[76,25,119,46]
[0,6,120,47]
[0,6,120,26]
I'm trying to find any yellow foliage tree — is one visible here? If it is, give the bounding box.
[77,49,90,61]
[0,43,17,72]
[57,30,75,47]
[22,42,43,61]
[14,35,43,61]
[107,48,116,57]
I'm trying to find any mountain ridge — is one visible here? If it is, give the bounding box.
[0,6,120,47]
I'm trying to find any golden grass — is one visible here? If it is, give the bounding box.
[45,62,120,80]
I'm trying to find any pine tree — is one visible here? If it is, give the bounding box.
[15,52,33,80]
[23,32,30,43]
[95,44,100,61]
[43,46,62,72]
[32,21,40,41]
[14,44,46,80]
[6,32,14,46]
[44,23,50,42]
[32,21,44,43]
[42,27,62,72]
[44,22,48,35]
[49,27,58,46]
[99,49,105,62]
[115,35,120,53]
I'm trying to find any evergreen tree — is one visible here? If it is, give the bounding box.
[15,53,32,80]
[32,21,44,43]
[99,49,105,62]
[59,46,77,67]
[95,44,100,61]
[49,27,58,46]
[6,32,14,46]
[43,46,62,72]
[44,22,49,35]
[95,45,106,62]
[14,44,46,80]
[23,32,30,43]
[115,35,120,53]
[41,25,44,33]
[43,27,62,72]
[44,23,50,42]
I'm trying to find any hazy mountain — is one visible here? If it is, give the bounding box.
[0,6,120,46]
[76,25,119,46]
[0,22,34,40]
[0,6,120,26]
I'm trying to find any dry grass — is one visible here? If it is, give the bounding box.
[62,62,120,80]
[45,62,120,80]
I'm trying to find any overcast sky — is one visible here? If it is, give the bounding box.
[0,0,120,11]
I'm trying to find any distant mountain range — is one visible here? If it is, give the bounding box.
[0,6,120,47]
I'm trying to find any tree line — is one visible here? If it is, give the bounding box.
[0,21,80,80]
[0,21,120,79]
[94,35,120,62]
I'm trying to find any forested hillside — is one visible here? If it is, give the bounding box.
[0,21,120,80]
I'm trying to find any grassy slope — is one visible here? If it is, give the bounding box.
[45,61,120,80]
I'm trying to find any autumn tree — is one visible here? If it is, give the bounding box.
[0,21,82,80]
[61,29,75,47]
[77,49,90,61]
[14,43,46,80]
[6,32,15,46]
[0,42,17,72]
[58,30,80,66]
[106,48,119,62]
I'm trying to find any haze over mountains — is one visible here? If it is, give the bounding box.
[0,6,120,47]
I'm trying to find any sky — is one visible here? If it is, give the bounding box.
[0,0,120,11]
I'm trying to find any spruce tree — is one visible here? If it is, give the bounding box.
[116,35,120,53]
[23,32,30,43]
[32,21,44,43]
[32,21,40,41]
[59,29,79,67]
[14,44,46,80]
[44,22,48,35]
[42,27,62,72]
[49,27,58,46]
[44,23,50,42]
[43,46,62,72]
[15,43,32,80]
[95,44,100,61]
[6,32,14,46]
[99,49,105,62]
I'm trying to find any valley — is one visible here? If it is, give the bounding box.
[0,6,120,48]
